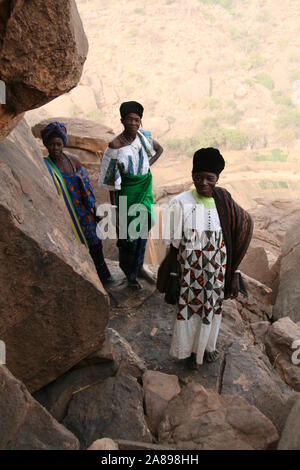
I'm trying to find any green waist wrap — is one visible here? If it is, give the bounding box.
[116,171,154,240]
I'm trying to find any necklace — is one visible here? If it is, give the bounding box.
[121,131,136,146]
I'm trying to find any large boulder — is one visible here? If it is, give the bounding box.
[32,117,114,156]
[158,382,278,450]
[0,366,79,450]
[0,120,110,392]
[0,0,88,138]
[250,199,300,246]
[239,246,272,287]
[265,317,300,392]
[34,362,117,422]
[235,273,273,323]
[273,218,300,323]
[75,328,147,378]
[143,370,181,435]
[220,338,297,432]
[63,374,152,448]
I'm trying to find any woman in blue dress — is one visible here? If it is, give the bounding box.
[41,121,113,286]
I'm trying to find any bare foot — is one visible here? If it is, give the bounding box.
[204,350,220,363]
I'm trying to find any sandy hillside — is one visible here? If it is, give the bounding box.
[26,0,300,207]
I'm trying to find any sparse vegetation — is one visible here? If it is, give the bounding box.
[227,100,237,109]
[202,11,217,23]
[198,0,233,10]
[289,52,300,64]
[254,73,274,90]
[206,97,221,110]
[278,128,298,146]
[244,78,255,88]
[252,148,288,162]
[241,53,266,71]
[134,8,145,15]
[259,180,289,190]
[276,109,300,129]
[289,69,300,82]
[271,91,294,108]
[165,117,250,156]
[127,28,138,38]
[167,116,176,125]
[223,128,249,150]
[230,29,259,53]
[226,109,244,125]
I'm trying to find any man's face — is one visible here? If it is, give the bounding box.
[122,113,141,133]
[192,171,218,197]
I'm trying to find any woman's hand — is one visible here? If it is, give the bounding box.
[229,272,239,299]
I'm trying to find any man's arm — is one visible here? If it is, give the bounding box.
[150,139,163,166]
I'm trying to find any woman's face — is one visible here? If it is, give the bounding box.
[192,171,218,197]
[122,113,141,134]
[46,136,64,158]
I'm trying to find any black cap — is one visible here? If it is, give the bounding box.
[120,101,144,119]
[192,147,225,175]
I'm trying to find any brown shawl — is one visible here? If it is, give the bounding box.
[212,187,253,297]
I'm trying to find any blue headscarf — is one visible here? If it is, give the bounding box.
[41,121,67,146]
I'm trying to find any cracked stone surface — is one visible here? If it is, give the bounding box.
[109,288,298,433]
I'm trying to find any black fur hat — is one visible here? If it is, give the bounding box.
[192,147,225,175]
[120,101,144,119]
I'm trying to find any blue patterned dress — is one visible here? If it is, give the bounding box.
[61,163,111,282]
[61,166,99,247]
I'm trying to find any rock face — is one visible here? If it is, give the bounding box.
[63,374,152,448]
[278,398,300,450]
[0,120,110,392]
[0,0,88,138]
[34,362,117,422]
[109,288,296,434]
[32,117,114,157]
[143,370,181,435]
[158,382,278,450]
[273,219,300,323]
[239,246,272,287]
[76,327,148,378]
[236,273,273,323]
[265,317,300,392]
[220,338,297,433]
[0,366,79,450]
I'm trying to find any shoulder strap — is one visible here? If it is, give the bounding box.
[64,153,76,173]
